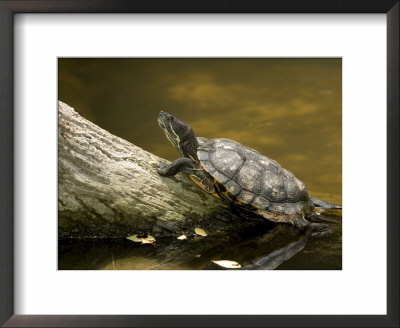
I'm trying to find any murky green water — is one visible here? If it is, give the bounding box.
[58,58,342,270]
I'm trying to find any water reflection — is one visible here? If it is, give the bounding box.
[242,232,309,270]
[58,210,341,270]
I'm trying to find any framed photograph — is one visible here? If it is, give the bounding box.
[57,57,343,271]
[1,1,398,327]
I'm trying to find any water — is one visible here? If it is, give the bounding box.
[58,58,342,270]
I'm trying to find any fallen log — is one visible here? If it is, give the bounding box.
[58,101,266,238]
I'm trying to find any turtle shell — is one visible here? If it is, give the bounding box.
[196,137,314,215]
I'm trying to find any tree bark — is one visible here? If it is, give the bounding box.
[58,101,265,238]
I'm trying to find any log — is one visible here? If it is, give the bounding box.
[58,101,266,238]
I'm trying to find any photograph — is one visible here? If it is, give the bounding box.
[57,58,342,270]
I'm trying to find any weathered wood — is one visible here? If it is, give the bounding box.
[58,101,265,238]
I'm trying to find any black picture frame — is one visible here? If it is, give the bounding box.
[0,1,398,327]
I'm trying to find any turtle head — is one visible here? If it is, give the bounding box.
[158,111,199,161]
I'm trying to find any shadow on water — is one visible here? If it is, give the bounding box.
[58,210,342,270]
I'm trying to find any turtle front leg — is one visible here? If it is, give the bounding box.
[157,158,197,177]
[290,214,334,238]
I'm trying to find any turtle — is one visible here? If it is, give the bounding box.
[156,111,341,235]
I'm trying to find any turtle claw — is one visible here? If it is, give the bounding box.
[148,155,169,174]
[151,159,174,176]
[156,162,170,176]
[309,223,334,238]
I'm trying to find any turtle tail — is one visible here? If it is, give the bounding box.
[310,196,342,209]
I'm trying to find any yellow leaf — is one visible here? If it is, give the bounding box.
[195,228,207,237]
[146,234,156,241]
[177,235,187,240]
[211,260,241,269]
[126,235,141,243]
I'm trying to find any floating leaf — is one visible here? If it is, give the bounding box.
[140,238,155,245]
[127,234,156,245]
[141,235,156,245]
[194,228,207,237]
[177,235,187,240]
[126,235,141,243]
[146,234,156,241]
[211,260,241,269]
